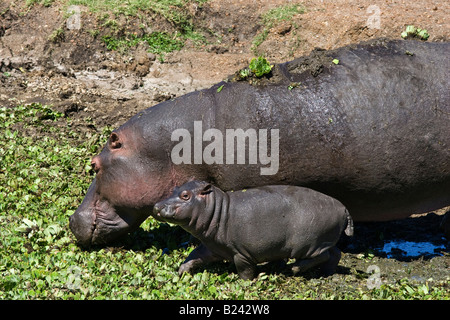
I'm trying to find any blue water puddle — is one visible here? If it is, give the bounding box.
[379,240,447,258]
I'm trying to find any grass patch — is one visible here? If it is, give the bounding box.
[27,1,208,57]
[68,0,206,23]
[1,103,449,299]
[102,31,186,60]
[68,0,208,33]
[261,3,305,26]
[26,0,56,6]
[66,0,208,58]
[252,3,305,54]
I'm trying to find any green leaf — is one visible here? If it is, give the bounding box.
[249,56,273,77]
[208,286,217,295]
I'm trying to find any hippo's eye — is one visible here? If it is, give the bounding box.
[180,190,191,201]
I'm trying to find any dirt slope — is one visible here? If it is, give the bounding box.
[1,0,448,128]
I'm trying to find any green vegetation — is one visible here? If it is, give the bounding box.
[48,27,65,43]
[86,0,208,57]
[68,0,207,28]
[25,0,208,58]
[232,56,273,82]
[261,3,305,26]
[102,32,185,57]
[68,0,208,37]
[252,3,305,54]
[238,68,250,79]
[401,25,430,40]
[251,29,269,53]
[249,56,273,77]
[288,82,301,90]
[26,0,56,7]
[1,103,448,299]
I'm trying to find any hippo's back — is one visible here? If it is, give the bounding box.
[211,40,450,222]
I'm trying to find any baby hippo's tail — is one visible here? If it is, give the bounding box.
[344,210,354,237]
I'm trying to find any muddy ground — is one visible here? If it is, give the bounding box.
[0,0,449,294]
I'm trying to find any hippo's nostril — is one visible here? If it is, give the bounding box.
[153,203,164,215]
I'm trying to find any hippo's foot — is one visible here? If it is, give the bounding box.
[233,254,257,280]
[291,250,331,275]
[178,243,221,275]
[318,247,341,276]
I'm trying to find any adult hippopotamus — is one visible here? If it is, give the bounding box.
[69,39,450,246]
[153,180,353,279]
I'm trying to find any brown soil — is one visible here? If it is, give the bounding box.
[1,0,448,128]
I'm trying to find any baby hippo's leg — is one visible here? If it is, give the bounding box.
[291,250,330,275]
[233,254,258,280]
[318,246,341,276]
[178,243,221,275]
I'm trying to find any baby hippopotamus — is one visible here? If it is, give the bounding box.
[153,180,353,280]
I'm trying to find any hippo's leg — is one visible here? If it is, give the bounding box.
[233,254,257,280]
[318,246,342,276]
[178,243,221,275]
[291,250,330,275]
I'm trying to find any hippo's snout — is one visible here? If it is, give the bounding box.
[153,202,164,216]
[153,202,176,220]
[70,178,149,246]
[69,208,95,247]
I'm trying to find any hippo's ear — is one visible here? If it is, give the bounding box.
[200,184,213,195]
[109,132,122,149]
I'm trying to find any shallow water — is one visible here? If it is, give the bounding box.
[380,240,447,258]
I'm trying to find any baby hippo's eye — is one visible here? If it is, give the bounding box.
[180,190,191,201]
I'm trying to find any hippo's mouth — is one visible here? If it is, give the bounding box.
[69,204,96,246]
[69,179,147,246]
[70,201,142,246]
[154,206,176,220]
[90,200,128,244]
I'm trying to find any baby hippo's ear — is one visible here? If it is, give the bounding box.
[200,183,213,195]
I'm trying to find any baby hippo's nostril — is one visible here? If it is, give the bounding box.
[153,203,163,214]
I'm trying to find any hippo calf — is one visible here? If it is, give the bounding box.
[153,180,353,280]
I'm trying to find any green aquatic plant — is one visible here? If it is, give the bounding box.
[401,25,429,40]
[249,56,273,77]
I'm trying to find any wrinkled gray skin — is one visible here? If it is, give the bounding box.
[153,180,354,279]
[69,39,450,246]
